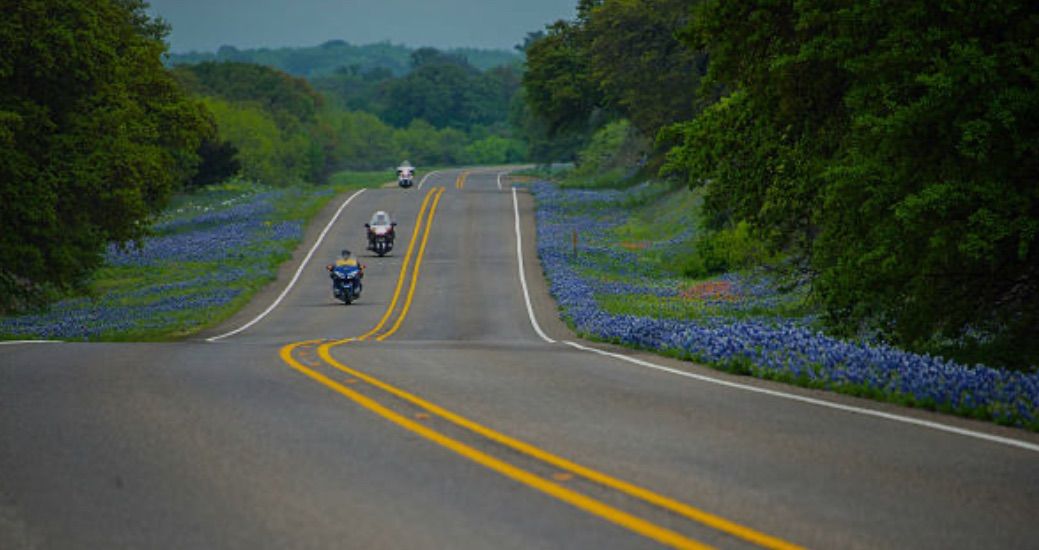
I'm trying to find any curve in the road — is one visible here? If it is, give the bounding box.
[283,342,719,550]
[375,187,444,341]
[276,171,801,550]
[205,187,368,342]
[359,187,442,341]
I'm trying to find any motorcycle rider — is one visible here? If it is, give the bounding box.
[329,249,364,296]
[396,161,414,186]
[335,249,360,268]
[366,210,395,251]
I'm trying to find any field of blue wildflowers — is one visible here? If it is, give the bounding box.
[531,181,1039,430]
[0,173,385,341]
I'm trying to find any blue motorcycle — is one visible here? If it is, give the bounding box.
[327,262,363,305]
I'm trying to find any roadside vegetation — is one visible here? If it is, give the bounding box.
[529,178,1039,430]
[1,0,525,322]
[520,0,1038,372]
[516,0,1038,429]
[5,0,1035,418]
[0,171,387,341]
[1,0,213,312]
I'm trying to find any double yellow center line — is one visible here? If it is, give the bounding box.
[355,186,443,342]
[279,179,800,550]
[454,170,469,189]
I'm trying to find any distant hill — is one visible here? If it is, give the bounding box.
[167,40,522,77]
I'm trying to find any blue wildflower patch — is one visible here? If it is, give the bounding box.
[531,181,1039,429]
[0,183,306,341]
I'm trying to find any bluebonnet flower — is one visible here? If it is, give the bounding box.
[1,186,305,341]
[531,181,1039,428]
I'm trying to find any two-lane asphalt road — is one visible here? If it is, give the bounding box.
[2,169,1038,548]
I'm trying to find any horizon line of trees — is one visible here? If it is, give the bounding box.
[167,39,522,78]
[175,47,528,184]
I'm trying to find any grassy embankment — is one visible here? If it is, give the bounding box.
[528,170,1039,430]
[0,170,400,342]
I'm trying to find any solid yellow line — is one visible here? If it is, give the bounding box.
[281,342,712,550]
[316,344,801,550]
[355,187,436,341]
[376,187,444,341]
[292,168,796,548]
[455,171,469,190]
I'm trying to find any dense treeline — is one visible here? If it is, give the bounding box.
[1,1,528,311]
[530,0,704,136]
[523,0,1039,368]
[522,0,705,163]
[0,0,211,310]
[168,40,521,78]
[176,49,527,180]
[173,62,329,184]
[312,48,521,132]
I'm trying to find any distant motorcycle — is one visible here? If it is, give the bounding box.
[397,161,415,188]
[327,263,363,304]
[366,211,396,257]
[397,173,414,188]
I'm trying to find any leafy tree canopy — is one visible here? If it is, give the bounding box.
[172,62,322,128]
[522,0,704,159]
[0,0,211,310]
[665,0,1039,367]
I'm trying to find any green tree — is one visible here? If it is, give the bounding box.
[189,136,241,188]
[311,64,395,114]
[461,135,527,165]
[0,0,210,309]
[522,0,703,163]
[583,0,705,138]
[201,98,284,184]
[571,119,646,179]
[667,0,1039,367]
[172,61,322,130]
[323,109,398,170]
[174,62,332,183]
[522,19,601,136]
[509,88,587,164]
[380,49,513,131]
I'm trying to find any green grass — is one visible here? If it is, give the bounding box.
[596,292,813,323]
[1,170,396,342]
[540,170,816,330]
[144,170,391,339]
[327,169,395,189]
[612,184,700,242]
[512,164,573,180]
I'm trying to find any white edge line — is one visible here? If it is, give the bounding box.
[561,340,1039,454]
[512,186,554,344]
[417,170,441,190]
[509,184,1039,453]
[0,340,63,345]
[206,188,367,342]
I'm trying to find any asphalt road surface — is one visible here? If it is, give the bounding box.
[2,169,1038,549]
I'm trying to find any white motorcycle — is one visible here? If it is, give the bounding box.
[365,211,396,257]
[397,161,415,188]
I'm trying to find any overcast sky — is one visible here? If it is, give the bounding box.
[146,0,576,53]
